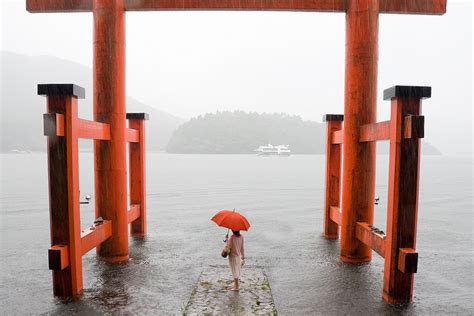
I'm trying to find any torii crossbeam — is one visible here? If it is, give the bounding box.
[28,0,446,13]
[27,0,447,305]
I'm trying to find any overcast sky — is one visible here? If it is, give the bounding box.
[1,0,472,154]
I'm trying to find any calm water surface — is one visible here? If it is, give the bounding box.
[0,153,472,314]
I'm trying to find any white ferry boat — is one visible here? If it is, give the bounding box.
[254,144,291,156]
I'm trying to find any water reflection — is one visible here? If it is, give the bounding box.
[87,260,132,310]
[95,238,154,307]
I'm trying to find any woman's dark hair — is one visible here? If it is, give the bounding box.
[232,230,241,236]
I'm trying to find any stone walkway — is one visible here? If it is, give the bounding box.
[184,265,277,315]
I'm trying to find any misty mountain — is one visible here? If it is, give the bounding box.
[1,51,184,152]
[1,52,441,155]
[167,111,441,155]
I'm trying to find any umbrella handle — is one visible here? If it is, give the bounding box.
[223,229,230,243]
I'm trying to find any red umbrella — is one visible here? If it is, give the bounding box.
[211,209,250,231]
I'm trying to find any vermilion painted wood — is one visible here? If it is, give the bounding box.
[45,95,83,296]
[124,0,346,11]
[323,120,342,239]
[64,92,83,296]
[355,222,385,257]
[43,113,65,136]
[128,119,147,236]
[80,220,113,255]
[383,95,423,304]
[93,0,129,263]
[45,95,82,296]
[398,248,418,273]
[48,245,69,270]
[128,0,446,13]
[48,221,114,270]
[331,130,344,145]
[48,114,419,146]
[46,97,71,295]
[379,0,446,15]
[359,121,390,142]
[340,0,378,264]
[43,113,111,140]
[403,115,425,139]
[26,0,446,14]
[127,204,140,223]
[78,119,111,140]
[27,0,93,12]
[126,128,140,143]
[329,206,341,226]
[48,220,113,265]
[359,117,425,143]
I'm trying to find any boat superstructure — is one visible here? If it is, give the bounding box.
[254,144,291,156]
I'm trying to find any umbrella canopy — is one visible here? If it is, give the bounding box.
[211,210,250,231]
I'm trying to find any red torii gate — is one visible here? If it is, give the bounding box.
[27,0,447,305]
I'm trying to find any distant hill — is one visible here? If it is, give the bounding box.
[166,111,442,155]
[167,111,325,154]
[0,51,184,152]
[1,52,441,155]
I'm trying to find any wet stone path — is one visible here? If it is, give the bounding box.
[184,265,277,315]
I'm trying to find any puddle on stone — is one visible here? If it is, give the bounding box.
[184,265,277,315]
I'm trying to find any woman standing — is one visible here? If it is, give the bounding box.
[228,230,245,291]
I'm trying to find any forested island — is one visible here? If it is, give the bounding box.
[166,111,325,154]
[166,111,442,155]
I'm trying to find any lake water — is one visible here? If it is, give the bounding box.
[0,153,472,314]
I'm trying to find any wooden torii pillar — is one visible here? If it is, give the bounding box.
[27,0,446,301]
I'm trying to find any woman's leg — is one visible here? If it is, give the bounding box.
[229,256,241,291]
[229,256,237,290]
[230,278,239,291]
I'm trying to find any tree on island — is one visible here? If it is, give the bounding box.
[166,110,442,155]
[166,111,325,154]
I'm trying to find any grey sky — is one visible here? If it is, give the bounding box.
[1,1,472,154]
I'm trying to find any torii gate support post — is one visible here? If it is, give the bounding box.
[93,0,129,262]
[39,84,147,296]
[323,85,430,304]
[127,113,149,236]
[322,114,344,240]
[383,86,430,304]
[42,85,84,296]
